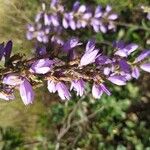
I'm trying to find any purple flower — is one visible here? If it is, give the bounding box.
[134,50,150,63]
[62,38,82,52]
[94,5,102,18]
[108,75,127,86]
[70,79,85,96]
[3,74,23,86]
[79,40,99,66]
[92,83,111,99]
[114,41,138,57]
[119,59,131,73]
[47,80,57,93]
[56,82,71,100]
[30,58,54,74]
[95,55,111,65]
[140,63,150,73]
[19,78,34,105]
[86,39,96,52]
[132,67,140,79]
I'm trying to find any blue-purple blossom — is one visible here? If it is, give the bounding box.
[114,41,138,57]
[19,78,34,105]
[56,82,71,100]
[30,58,54,74]
[92,83,111,99]
[79,40,99,66]
[70,79,85,96]
[47,80,57,93]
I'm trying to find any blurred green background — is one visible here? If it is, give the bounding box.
[0,0,150,149]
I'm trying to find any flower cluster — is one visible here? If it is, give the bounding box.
[26,0,118,45]
[0,39,150,105]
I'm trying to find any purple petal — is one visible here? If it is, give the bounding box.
[124,43,138,55]
[119,59,131,73]
[73,1,80,11]
[62,17,69,28]
[106,5,112,12]
[4,40,13,60]
[78,5,86,13]
[19,78,34,105]
[140,63,150,73]
[95,55,111,65]
[108,14,118,20]
[79,49,99,66]
[100,25,107,33]
[95,5,102,18]
[69,19,76,30]
[100,83,111,95]
[56,82,71,100]
[26,32,33,40]
[115,50,127,57]
[132,67,140,79]
[63,38,82,52]
[108,75,126,86]
[30,58,54,74]
[44,14,51,25]
[47,80,57,93]
[51,15,59,27]
[70,79,85,96]
[82,13,92,20]
[3,74,23,86]
[134,50,150,63]
[86,39,95,52]
[92,83,103,99]
[103,67,111,75]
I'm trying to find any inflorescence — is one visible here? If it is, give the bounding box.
[0,0,150,105]
[0,39,150,105]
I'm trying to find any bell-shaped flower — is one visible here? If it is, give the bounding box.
[56,82,71,100]
[19,78,34,105]
[47,80,57,93]
[132,66,140,79]
[70,79,85,96]
[30,58,54,74]
[3,74,23,86]
[108,75,127,86]
[134,50,150,63]
[79,40,99,66]
[92,83,111,99]
[140,63,150,73]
